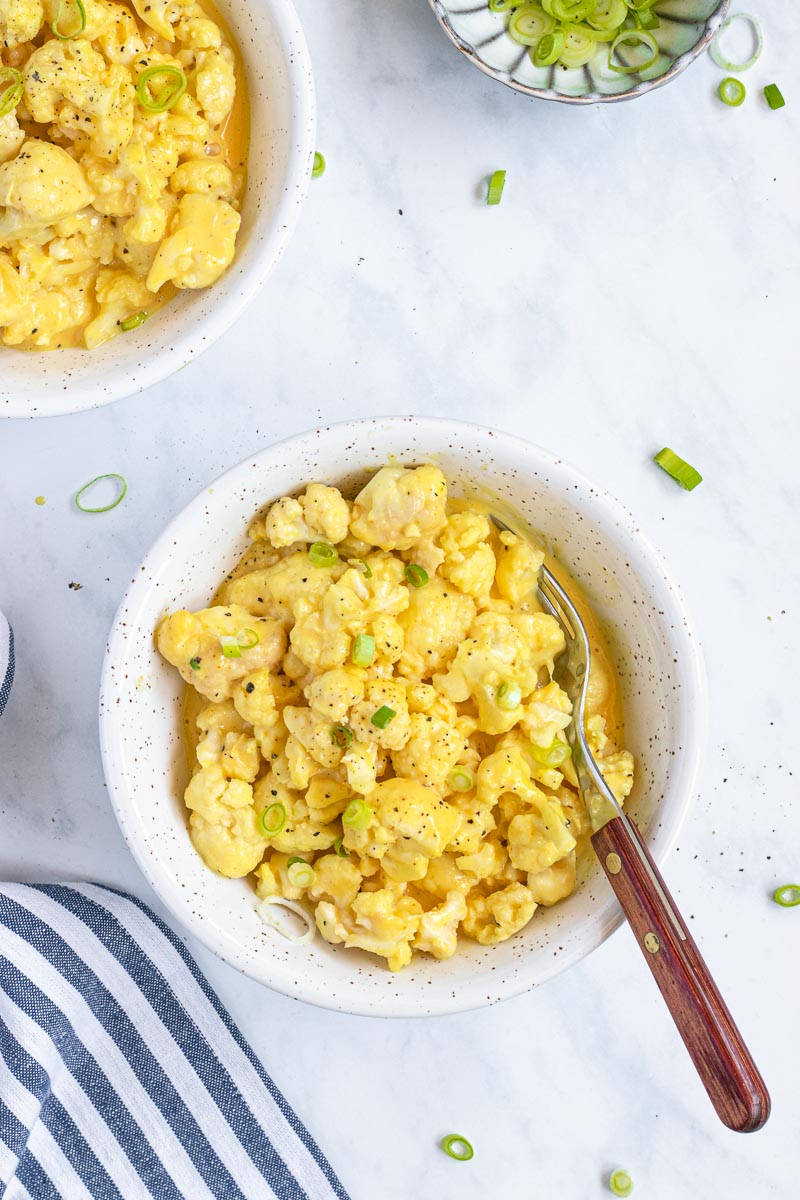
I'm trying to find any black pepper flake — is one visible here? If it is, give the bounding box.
[68,581,83,591]
[245,682,255,693]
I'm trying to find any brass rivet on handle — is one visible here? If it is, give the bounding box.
[644,932,660,954]
[605,853,622,875]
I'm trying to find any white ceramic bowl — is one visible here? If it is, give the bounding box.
[0,0,314,420]
[100,417,706,1017]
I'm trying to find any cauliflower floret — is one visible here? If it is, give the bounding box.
[344,889,423,971]
[439,512,496,601]
[494,530,545,605]
[346,778,461,883]
[0,253,25,324]
[599,750,634,803]
[390,710,468,789]
[412,891,467,960]
[130,0,176,40]
[520,680,573,748]
[305,776,352,824]
[434,611,564,735]
[308,854,362,908]
[527,850,577,906]
[0,0,43,46]
[282,705,345,769]
[189,806,266,878]
[455,837,508,882]
[147,194,240,291]
[219,551,346,626]
[397,577,475,680]
[350,465,448,551]
[156,605,286,702]
[0,113,24,165]
[305,667,365,722]
[263,485,351,550]
[481,882,538,944]
[94,1,147,65]
[82,267,151,348]
[0,140,92,223]
[348,678,411,752]
[340,739,380,797]
[195,44,235,127]
[169,158,234,201]
[174,8,221,48]
[253,777,338,855]
[507,795,576,875]
[413,852,471,901]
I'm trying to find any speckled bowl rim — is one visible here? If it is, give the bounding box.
[427,0,730,105]
[0,0,315,419]
[99,416,707,1016]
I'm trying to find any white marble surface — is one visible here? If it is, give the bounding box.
[1,1,798,1196]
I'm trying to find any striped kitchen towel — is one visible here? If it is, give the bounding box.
[0,883,349,1200]
[0,610,13,721]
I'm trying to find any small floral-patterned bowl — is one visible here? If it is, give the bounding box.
[427,0,729,104]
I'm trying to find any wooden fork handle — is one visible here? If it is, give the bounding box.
[592,815,770,1132]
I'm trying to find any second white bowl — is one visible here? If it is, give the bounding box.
[99,417,706,1016]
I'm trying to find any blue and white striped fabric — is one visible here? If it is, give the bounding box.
[0,610,13,721]
[0,883,349,1200]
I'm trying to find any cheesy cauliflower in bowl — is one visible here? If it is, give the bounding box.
[156,465,634,971]
[0,0,247,348]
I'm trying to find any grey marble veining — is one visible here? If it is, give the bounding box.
[0,0,798,1195]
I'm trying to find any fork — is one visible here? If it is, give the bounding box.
[492,517,770,1133]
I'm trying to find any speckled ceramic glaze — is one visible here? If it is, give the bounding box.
[0,0,314,420]
[99,417,706,1017]
[428,0,729,103]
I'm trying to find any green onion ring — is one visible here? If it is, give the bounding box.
[0,68,23,119]
[608,29,658,73]
[551,0,594,20]
[261,802,286,836]
[709,12,763,73]
[508,5,555,46]
[763,83,785,110]
[74,473,127,513]
[349,557,372,578]
[312,151,326,178]
[773,884,800,908]
[236,627,260,649]
[371,705,396,730]
[404,563,429,588]
[609,1168,634,1197]
[530,739,572,767]
[352,633,376,667]
[342,798,373,831]
[136,65,187,113]
[331,723,354,749]
[189,657,201,671]
[52,0,86,40]
[120,310,148,332]
[447,767,475,793]
[532,30,565,66]
[440,1134,474,1162]
[489,0,525,9]
[333,835,349,858]
[496,681,522,710]
[653,447,703,491]
[718,77,746,107]
[286,859,315,889]
[308,542,339,567]
[486,169,506,206]
[219,635,242,659]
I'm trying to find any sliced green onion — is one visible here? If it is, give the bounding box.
[352,633,376,667]
[551,0,594,20]
[404,563,429,588]
[653,447,703,491]
[312,151,326,178]
[236,627,260,649]
[287,858,315,888]
[257,896,315,944]
[52,0,86,39]
[489,0,524,9]
[332,723,354,749]
[609,1168,634,1198]
[333,835,349,858]
[447,767,475,793]
[308,542,339,567]
[763,83,785,110]
[440,1134,474,1162]
[486,170,506,206]
[349,558,373,578]
[587,0,627,31]
[718,77,746,106]
[608,29,658,73]
[496,681,521,710]
[342,798,374,830]
[0,68,23,119]
[220,635,242,659]
[261,802,286,836]
[120,310,148,332]
[773,884,800,908]
[532,30,565,66]
[74,473,127,513]
[189,657,201,671]
[509,5,555,46]
[530,740,572,767]
[709,12,763,73]
[371,705,396,730]
[136,65,187,113]
[635,9,659,30]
